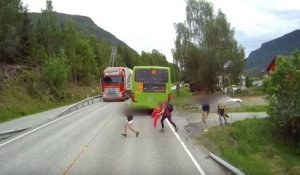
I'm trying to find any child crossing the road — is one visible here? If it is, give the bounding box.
[121,106,139,137]
[158,101,178,133]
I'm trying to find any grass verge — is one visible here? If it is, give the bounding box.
[227,104,267,113]
[198,118,300,175]
[171,87,193,108]
[0,73,100,123]
[172,88,268,113]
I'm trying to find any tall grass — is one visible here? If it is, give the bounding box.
[0,74,100,123]
[198,118,300,175]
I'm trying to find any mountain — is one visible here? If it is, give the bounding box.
[29,12,127,46]
[245,29,300,77]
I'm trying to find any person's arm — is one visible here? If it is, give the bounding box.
[158,108,165,116]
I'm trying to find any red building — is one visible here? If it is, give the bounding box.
[266,56,294,81]
[266,57,276,75]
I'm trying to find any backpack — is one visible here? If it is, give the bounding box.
[167,103,174,112]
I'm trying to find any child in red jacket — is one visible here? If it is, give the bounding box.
[152,107,161,128]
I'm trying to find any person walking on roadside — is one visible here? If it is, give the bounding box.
[158,101,178,133]
[202,103,210,132]
[121,107,139,137]
[217,104,228,125]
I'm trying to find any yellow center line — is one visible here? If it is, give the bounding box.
[62,145,89,175]
[61,115,114,175]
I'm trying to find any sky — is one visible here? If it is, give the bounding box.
[23,0,300,62]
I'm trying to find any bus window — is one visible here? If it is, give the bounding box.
[103,76,122,83]
[135,69,168,83]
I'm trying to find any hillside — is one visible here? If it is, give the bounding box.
[29,12,127,47]
[245,29,300,77]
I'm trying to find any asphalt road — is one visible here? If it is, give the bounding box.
[0,101,230,175]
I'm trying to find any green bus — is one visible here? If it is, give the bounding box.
[130,66,172,109]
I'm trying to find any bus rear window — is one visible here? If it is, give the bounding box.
[135,69,168,83]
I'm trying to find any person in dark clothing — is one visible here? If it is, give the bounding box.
[218,104,228,125]
[158,101,178,133]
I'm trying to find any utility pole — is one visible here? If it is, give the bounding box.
[109,47,117,67]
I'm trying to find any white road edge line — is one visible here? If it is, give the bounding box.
[0,103,110,148]
[167,120,206,175]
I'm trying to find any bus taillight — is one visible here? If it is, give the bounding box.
[131,92,136,102]
[168,93,172,102]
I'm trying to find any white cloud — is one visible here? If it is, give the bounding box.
[23,0,186,62]
[23,0,300,60]
[211,0,300,55]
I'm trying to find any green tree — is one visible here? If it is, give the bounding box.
[173,0,245,92]
[88,35,110,74]
[27,31,47,66]
[0,0,23,63]
[245,76,252,88]
[19,5,32,64]
[96,40,112,75]
[75,35,98,85]
[35,0,62,56]
[140,50,169,66]
[118,46,135,69]
[43,49,70,97]
[264,51,300,142]
[63,20,78,83]
[169,63,182,83]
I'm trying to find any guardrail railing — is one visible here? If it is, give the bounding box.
[57,95,103,117]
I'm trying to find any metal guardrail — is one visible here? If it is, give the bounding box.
[0,128,30,140]
[0,95,103,140]
[57,95,103,118]
[209,152,245,175]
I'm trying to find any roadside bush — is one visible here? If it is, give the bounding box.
[247,86,265,96]
[22,70,44,99]
[43,50,70,98]
[263,51,300,145]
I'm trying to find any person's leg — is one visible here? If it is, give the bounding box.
[161,116,167,128]
[160,115,167,132]
[219,114,223,125]
[167,116,178,131]
[128,123,139,137]
[205,112,209,128]
[202,111,209,131]
[223,115,228,124]
[122,123,128,137]
[202,111,205,123]
[128,123,137,133]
